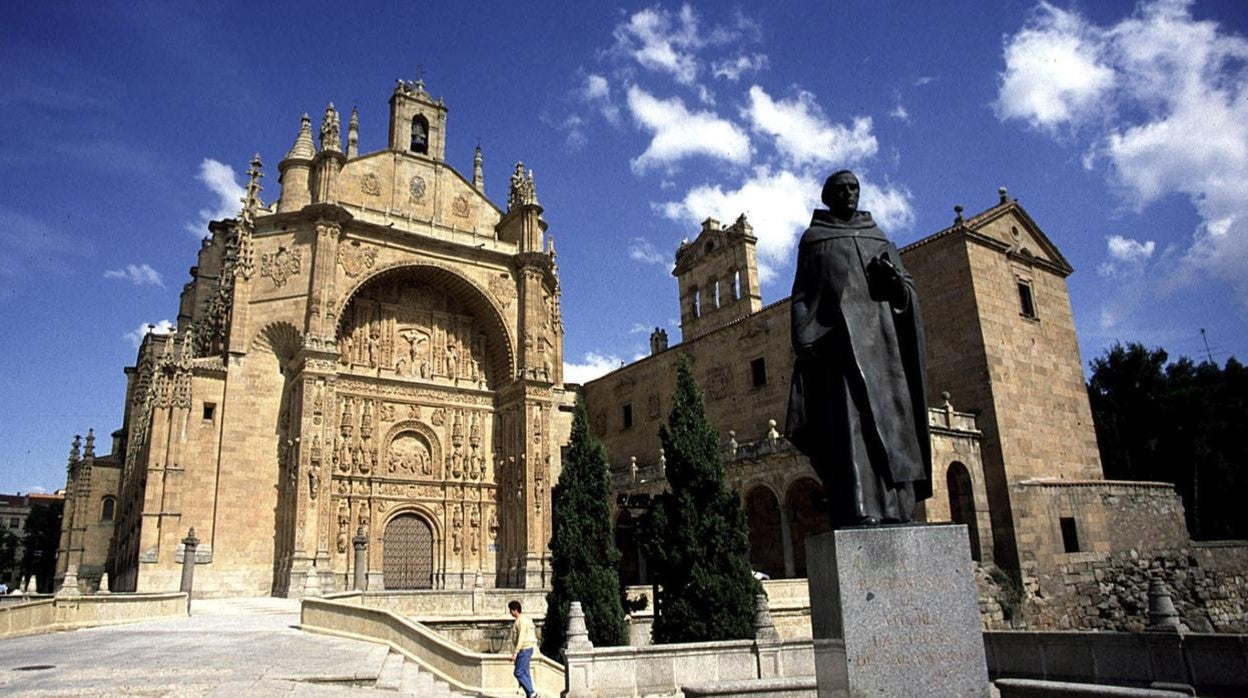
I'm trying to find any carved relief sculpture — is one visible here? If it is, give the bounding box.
[260,246,303,288]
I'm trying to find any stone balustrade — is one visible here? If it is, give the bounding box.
[0,592,187,638]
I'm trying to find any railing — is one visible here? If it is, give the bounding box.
[301,596,564,697]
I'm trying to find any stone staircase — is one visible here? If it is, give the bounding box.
[375,650,477,697]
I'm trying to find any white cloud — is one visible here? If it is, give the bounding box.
[627,86,750,173]
[582,73,621,126]
[999,0,1248,307]
[659,169,915,283]
[658,167,818,283]
[612,4,702,85]
[744,86,877,169]
[124,319,174,348]
[563,351,624,384]
[860,180,917,234]
[712,53,768,81]
[184,158,243,237]
[995,2,1114,131]
[104,263,163,286]
[628,237,667,265]
[1097,235,1156,278]
[629,323,651,335]
[889,103,909,122]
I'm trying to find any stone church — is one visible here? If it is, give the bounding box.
[58,80,574,597]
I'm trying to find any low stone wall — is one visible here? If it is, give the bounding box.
[1020,545,1248,633]
[0,592,187,638]
[301,596,564,697]
[330,588,549,620]
[563,637,814,698]
[986,630,1248,695]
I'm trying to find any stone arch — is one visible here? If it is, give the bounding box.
[947,462,981,562]
[786,477,831,578]
[380,420,443,479]
[744,484,784,579]
[381,507,440,590]
[334,262,514,385]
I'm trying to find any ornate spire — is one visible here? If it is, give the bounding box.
[84,429,95,459]
[473,144,484,191]
[68,434,81,466]
[347,107,359,159]
[319,103,341,153]
[285,114,315,160]
[240,154,263,228]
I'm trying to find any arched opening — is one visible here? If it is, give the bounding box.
[691,289,700,318]
[383,513,435,589]
[615,510,642,586]
[729,269,740,301]
[787,477,831,578]
[745,486,784,579]
[947,462,981,561]
[100,496,115,522]
[336,265,511,389]
[410,115,429,154]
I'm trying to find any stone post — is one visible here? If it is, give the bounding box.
[1147,579,1186,632]
[564,601,593,654]
[752,593,780,642]
[98,572,111,594]
[352,526,368,592]
[56,563,82,597]
[180,528,199,615]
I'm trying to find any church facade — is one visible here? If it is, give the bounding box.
[57,81,573,597]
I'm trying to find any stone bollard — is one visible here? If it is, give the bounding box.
[1147,578,1186,632]
[752,593,780,642]
[180,528,199,615]
[352,526,368,591]
[98,572,111,594]
[564,601,594,655]
[56,563,82,597]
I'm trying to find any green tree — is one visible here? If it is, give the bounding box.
[643,354,757,643]
[22,500,62,593]
[1088,343,1247,539]
[0,529,20,587]
[541,396,628,659]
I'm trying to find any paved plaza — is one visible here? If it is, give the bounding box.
[0,598,467,696]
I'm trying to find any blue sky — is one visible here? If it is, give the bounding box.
[2,1,1246,495]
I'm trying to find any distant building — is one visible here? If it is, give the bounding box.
[1,489,66,590]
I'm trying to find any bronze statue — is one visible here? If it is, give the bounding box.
[786,170,931,527]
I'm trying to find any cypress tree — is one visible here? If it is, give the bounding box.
[541,396,628,658]
[644,354,757,643]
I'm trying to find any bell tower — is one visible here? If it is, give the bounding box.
[388,79,448,161]
[672,214,762,340]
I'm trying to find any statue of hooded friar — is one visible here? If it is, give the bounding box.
[786,170,931,528]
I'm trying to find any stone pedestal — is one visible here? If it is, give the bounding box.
[806,524,988,697]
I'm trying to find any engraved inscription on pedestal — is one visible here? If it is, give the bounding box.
[806,524,988,697]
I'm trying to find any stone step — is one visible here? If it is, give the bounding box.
[375,650,405,690]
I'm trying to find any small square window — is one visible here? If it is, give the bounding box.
[622,404,634,430]
[203,402,216,421]
[9,518,18,529]
[750,357,767,388]
[1060,517,1080,553]
[1018,280,1037,319]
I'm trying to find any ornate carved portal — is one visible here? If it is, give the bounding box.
[383,514,434,589]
